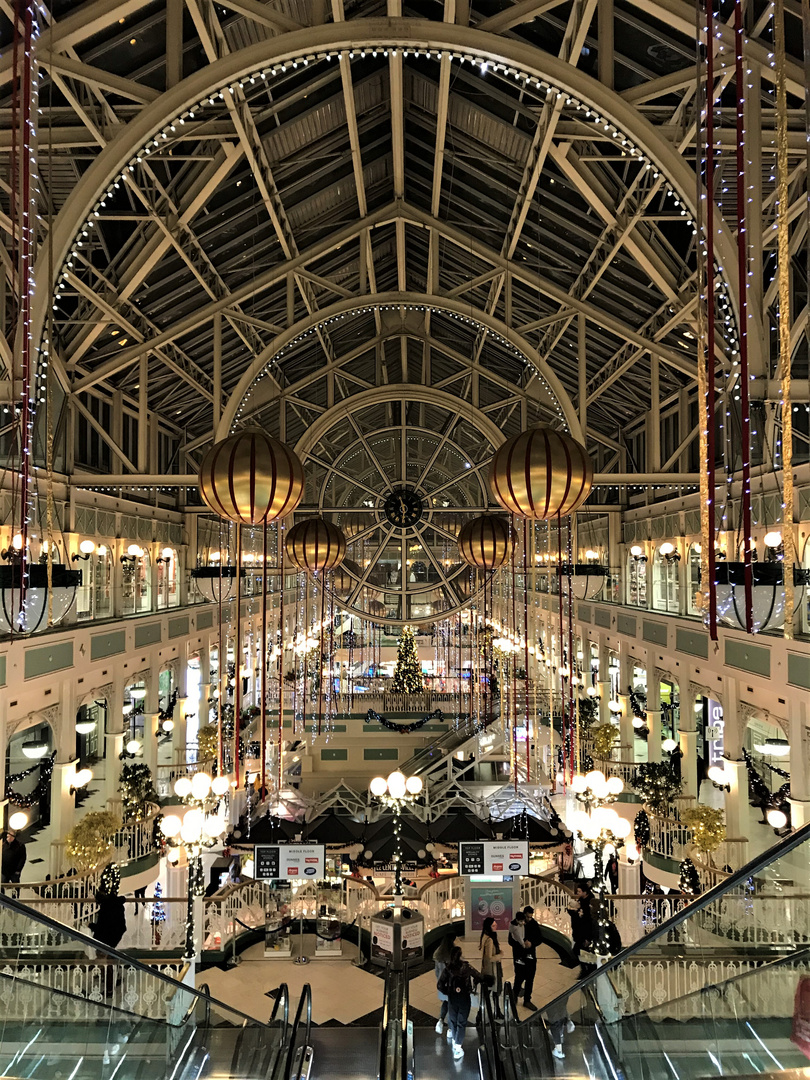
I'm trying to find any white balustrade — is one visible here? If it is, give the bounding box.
[0,959,188,1021]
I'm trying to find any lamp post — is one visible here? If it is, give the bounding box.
[159,770,231,960]
[368,771,423,898]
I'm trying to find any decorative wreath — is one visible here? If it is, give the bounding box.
[365,707,444,734]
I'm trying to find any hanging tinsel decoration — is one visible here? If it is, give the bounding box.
[774,0,795,638]
[366,708,443,734]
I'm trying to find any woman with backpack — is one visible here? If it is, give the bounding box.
[439,945,481,1060]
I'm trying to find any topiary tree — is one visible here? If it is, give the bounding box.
[118,762,157,822]
[197,724,219,762]
[578,694,599,729]
[632,761,683,813]
[591,722,619,758]
[682,806,726,856]
[634,808,651,848]
[392,624,424,693]
[679,856,701,897]
[66,811,122,872]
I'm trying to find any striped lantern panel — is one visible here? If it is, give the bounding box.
[457,515,516,569]
[489,426,593,519]
[285,518,347,573]
[198,430,304,525]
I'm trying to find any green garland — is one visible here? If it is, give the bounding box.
[365,708,443,734]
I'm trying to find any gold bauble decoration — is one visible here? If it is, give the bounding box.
[682,806,726,855]
[199,429,304,525]
[285,518,347,573]
[489,426,593,519]
[457,515,516,570]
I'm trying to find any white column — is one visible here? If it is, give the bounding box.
[788,698,810,827]
[647,711,662,762]
[679,728,699,802]
[722,759,749,843]
[50,760,79,877]
[615,855,642,947]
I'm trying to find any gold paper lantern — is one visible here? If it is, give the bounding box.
[285,518,347,573]
[489,426,593,519]
[457,516,516,570]
[199,429,304,525]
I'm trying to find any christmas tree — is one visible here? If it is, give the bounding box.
[151,881,166,945]
[631,761,683,812]
[679,857,701,897]
[634,808,651,848]
[392,624,424,693]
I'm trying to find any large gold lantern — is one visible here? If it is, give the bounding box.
[199,429,304,525]
[457,516,516,570]
[489,426,593,519]
[285,518,347,573]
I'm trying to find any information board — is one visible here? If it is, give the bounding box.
[371,917,395,960]
[459,840,529,877]
[254,843,325,881]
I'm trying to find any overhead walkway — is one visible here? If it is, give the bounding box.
[480,822,810,1080]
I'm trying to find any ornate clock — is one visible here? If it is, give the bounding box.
[383,487,424,528]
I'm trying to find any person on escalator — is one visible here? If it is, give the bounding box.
[433,930,457,1034]
[438,946,481,1060]
[519,906,543,1010]
[543,997,576,1060]
[508,910,531,1003]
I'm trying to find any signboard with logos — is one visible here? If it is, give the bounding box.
[459,840,529,877]
[254,844,325,881]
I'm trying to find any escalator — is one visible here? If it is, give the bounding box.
[398,711,499,778]
[482,822,810,1079]
[0,888,301,1080]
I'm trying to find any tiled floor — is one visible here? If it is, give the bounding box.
[198,935,578,1026]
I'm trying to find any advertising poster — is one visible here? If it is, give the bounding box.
[470,886,513,932]
[401,919,424,959]
[371,918,395,960]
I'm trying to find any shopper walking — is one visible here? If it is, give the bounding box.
[439,945,481,1060]
[433,930,457,1034]
[1,829,26,884]
[519,906,542,1010]
[508,910,530,1002]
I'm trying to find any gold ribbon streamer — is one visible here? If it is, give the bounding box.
[775,0,795,639]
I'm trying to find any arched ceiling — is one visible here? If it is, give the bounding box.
[1,0,807,487]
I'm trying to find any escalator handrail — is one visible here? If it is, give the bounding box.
[284,982,312,1080]
[377,962,411,1080]
[477,976,506,1080]
[0,887,273,1030]
[514,818,810,1028]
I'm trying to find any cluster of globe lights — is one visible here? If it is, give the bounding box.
[160,771,232,857]
[369,770,423,804]
[569,805,632,845]
[570,770,624,806]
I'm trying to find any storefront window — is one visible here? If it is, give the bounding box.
[652,546,680,614]
[687,542,702,615]
[627,555,647,607]
[157,547,178,609]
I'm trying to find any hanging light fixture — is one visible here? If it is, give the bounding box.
[75,719,97,735]
[21,739,49,759]
[0,563,82,634]
[753,737,790,757]
[191,564,244,603]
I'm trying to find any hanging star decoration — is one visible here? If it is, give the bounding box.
[365,708,443,734]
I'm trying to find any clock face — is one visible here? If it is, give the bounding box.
[383,488,424,528]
